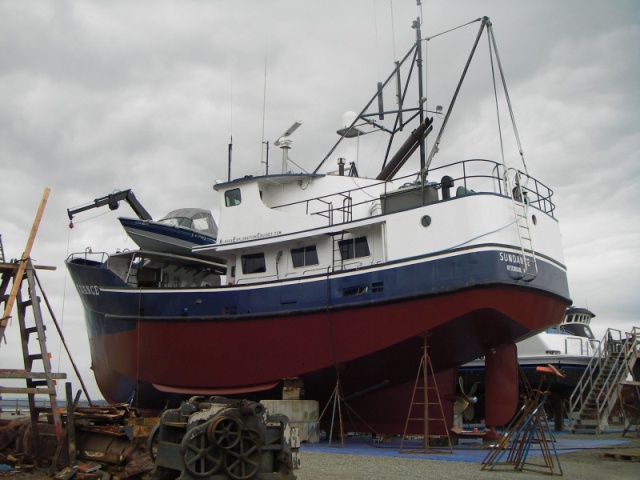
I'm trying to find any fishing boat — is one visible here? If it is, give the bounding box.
[66,17,571,433]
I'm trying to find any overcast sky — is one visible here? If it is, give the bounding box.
[1,0,638,401]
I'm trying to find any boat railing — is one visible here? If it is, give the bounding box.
[273,159,555,227]
[563,336,601,356]
[284,266,330,278]
[67,251,109,267]
[235,274,280,285]
[569,328,625,422]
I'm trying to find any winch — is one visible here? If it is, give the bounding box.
[150,396,297,480]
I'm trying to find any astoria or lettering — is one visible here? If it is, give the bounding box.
[76,284,100,296]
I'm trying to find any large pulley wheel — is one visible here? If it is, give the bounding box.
[147,422,160,462]
[223,433,261,480]
[180,425,223,477]
[207,415,242,449]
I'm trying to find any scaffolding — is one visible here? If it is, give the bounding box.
[0,188,66,466]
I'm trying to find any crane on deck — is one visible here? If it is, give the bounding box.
[67,189,152,227]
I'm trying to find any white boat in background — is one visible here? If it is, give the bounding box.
[459,307,598,426]
[464,307,597,375]
[517,307,598,373]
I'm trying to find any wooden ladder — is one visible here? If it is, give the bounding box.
[400,335,452,454]
[0,258,67,466]
[0,188,67,466]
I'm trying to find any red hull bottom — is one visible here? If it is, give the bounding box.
[88,285,568,433]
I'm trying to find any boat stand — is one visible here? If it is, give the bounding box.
[399,335,452,454]
[318,371,377,447]
[318,374,346,447]
[481,366,563,475]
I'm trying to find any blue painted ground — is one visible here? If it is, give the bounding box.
[300,431,628,464]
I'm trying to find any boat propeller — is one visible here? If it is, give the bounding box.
[454,376,478,422]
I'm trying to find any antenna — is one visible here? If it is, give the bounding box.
[260,42,268,172]
[274,121,303,173]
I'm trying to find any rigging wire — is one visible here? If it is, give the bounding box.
[488,25,506,170]
[424,17,487,174]
[66,209,111,225]
[389,0,397,62]
[422,17,527,179]
[425,17,483,42]
[488,23,528,174]
[56,227,72,398]
[373,0,381,79]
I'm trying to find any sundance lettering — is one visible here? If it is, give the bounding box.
[499,251,530,266]
[77,284,100,296]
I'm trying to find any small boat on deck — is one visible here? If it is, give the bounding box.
[68,192,218,258]
[119,208,217,257]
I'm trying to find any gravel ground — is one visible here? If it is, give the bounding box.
[2,432,637,480]
[294,433,640,480]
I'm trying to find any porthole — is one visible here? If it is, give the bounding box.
[421,215,432,227]
[531,214,537,225]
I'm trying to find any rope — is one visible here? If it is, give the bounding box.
[35,270,94,405]
[55,228,71,397]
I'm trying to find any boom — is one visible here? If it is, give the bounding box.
[67,189,152,226]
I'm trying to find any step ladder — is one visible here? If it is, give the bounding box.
[400,335,452,454]
[508,169,538,282]
[569,327,640,434]
[332,232,345,272]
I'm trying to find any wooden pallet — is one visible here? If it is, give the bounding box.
[600,449,640,462]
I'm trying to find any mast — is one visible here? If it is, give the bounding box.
[414,17,426,174]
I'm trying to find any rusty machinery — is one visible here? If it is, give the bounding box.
[150,396,297,480]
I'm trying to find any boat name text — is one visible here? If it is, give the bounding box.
[219,231,283,244]
[499,251,530,274]
[76,284,100,296]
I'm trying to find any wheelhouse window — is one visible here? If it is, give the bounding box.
[338,236,370,260]
[291,245,319,268]
[225,188,241,207]
[241,253,266,274]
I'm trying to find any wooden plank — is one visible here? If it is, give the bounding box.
[0,188,51,332]
[0,368,67,379]
[601,449,640,461]
[0,263,56,271]
[0,386,56,395]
